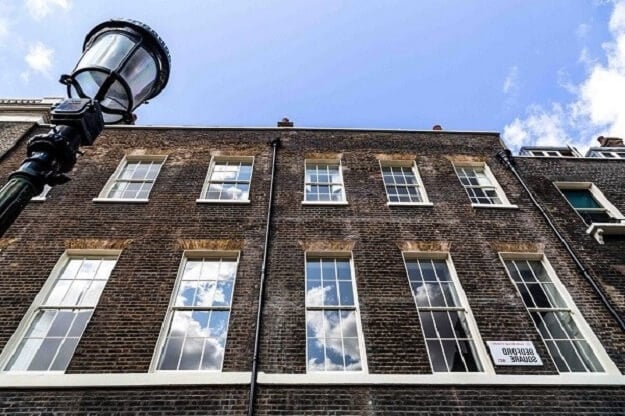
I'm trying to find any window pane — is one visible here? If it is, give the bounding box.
[442,340,467,371]
[307,338,325,371]
[50,338,79,371]
[28,338,62,371]
[405,257,482,373]
[179,338,203,370]
[305,163,345,202]
[47,310,75,337]
[562,189,602,209]
[322,282,338,306]
[307,260,321,280]
[105,159,162,199]
[5,256,116,372]
[201,337,225,370]
[427,340,447,372]
[338,281,354,306]
[505,259,603,373]
[419,311,437,338]
[158,257,235,371]
[159,337,183,370]
[305,257,363,372]
[340,310,358,338]
[306,280,323,306]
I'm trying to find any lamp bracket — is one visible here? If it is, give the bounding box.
[50,98,104,145]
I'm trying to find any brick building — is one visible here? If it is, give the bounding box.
[0,102,624,414]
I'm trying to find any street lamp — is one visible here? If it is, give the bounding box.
[0,19,170,236]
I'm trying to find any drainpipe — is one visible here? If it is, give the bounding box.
[248,137,280,416]
[496,149,625,331]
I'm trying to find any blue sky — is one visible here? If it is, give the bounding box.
[0,1,623,152]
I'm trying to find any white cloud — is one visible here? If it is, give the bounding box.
[24,41,54,76]
[504,104,572,148]
[503,0,625,153]
[25,0,71,21]
[503,65,519,95]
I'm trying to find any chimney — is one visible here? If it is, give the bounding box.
[277,117,294,128]
[432,124,442,131]
[597,136,624,147]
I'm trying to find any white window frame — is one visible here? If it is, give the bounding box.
[302,159,348,205]
[0,249,120,374]
[499,252,619,375]
[453,162,516,209]
[379,160,433,206]
[588,150,625,159]
[197,156,254,204]
[528,150,574,157]
[304,252,368,373]
[402,251,493,374]
[554,182,625,244]
[31,184,52,202]
[93,154,167,203]
[150,250,240,373]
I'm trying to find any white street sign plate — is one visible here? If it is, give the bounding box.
[487,341,543,366]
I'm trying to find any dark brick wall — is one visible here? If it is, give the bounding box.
[0,127,274,374]
[255,385,625,415]
[0,126,623,414]
[514,157,625,319]
[0,122,34,160]
[261,130,625,376]
[0,386,249,415]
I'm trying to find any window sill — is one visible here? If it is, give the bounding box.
[196,199,251,204]
[387,202,433,207]
[92,198,150,204]
[302,201,349,206]
[586,222,625,244]
[471,203,519,210]
[29,198,46,203]
[257,372,624,385]
[0,371,251,388]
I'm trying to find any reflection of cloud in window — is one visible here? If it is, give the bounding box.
[211,170,237,181]
[306,285,330,306]
[415,284,429,306]
[307,310,361,369]
[168,311,227,370]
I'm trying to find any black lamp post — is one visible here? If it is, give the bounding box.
[0,19,170,236]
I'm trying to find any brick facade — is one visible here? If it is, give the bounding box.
[0,124,623,414]
[514,156,625,319]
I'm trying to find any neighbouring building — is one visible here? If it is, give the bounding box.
[0,101,623,415]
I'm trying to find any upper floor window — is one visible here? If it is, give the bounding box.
[95,155,166,202]
[380,161,431,205]
[587,150,625,159]
[555,182,624,225]
[305,255,366,372]
[501,254,616,373]
[198,157,253,203]
[520,147,580,157]
[1,253,118,372]
[529,150,574,157]
[454,163,512,207]
[304,160,346,204]
[403,253,489,373]
[154,253,238,371]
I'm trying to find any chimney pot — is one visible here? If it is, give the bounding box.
[597,136,624,147]
[277,117,294,128]
[432,124,442,131]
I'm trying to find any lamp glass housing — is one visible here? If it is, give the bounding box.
[63,19,170,124]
